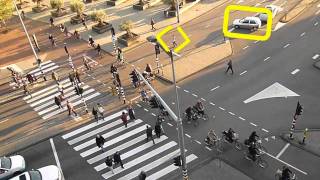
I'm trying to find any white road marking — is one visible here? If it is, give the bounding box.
[206,146,212,151]
[210,86,220,91]
[136,104,142,107]
[254,40,259,44]
[185,134,191,138]
[192,93,198,97]
[272,136,276,140]
[195,140,201,144]
[151,113,156,116]
[167,123,173,126]
[276,143,290,158]
[50,138,65,180]
[300,32,305,37]
[176,86,181,89]
[262,128,269,133]
[240,70,247,76]
[312,54,319,60]
[219,107,225,111]
[236,0,244,4]
[314,22,318,26]
[255,3,261,7]
[184,89,189,93]
[97,80,101,83]
[283,43,290,48]
[209,102,215,106]
[172,102,175,105]
[243,46,249,50]
[0,119,9,124]
[144,108,149,112]
[274,22,286,31]
[201,98,206,101]
[264,56,271,61]
[291,69,300,75]
[244,82,299,103]
[239,117,246,121]
[265,138,269,142]
[228,112,235,116]
[250,122,257,127]
[229,28,235,32]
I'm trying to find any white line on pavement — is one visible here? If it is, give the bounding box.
[264,56,271,61]
[291,69,300,75]
[176,86,181,89]
[312,54,319,60]
[185,134,191,138]
[184,89,189,93]
[219,107,225,111]
[172,102,175,105]
[276,143,290,159]
[300,32,306,37]
[205,146,212,151]
[195,140,201,144]
[240,70,247,76]
[151,113,156,116]
[209,102,215,106]
[250,122,257,127]
[255,3,261,7]
[50,138,65,180]
[210,86,220,91]
[201,98,206,101]
[144,108,149,112]
[229,28,235,32]
[254,40,259,44]
[167,123,173,126]
[239,117,246,121]
[0,119,9,124]
[314,22,318,26]
[262,128,269,133]
[228,112,235,116]
[283,43,290,48]
[243,46,249,50]
[192,93,198,97]
[136,104,141,107]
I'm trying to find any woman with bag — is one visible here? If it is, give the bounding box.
[121,111,128,128]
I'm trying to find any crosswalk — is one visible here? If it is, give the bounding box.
[62,111,198,180]
[22,77,101,120]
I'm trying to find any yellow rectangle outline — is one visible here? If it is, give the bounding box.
[223,5,273,41]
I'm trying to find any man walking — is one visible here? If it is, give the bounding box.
[146,125,155,144]
[54,96,63,109]
[113,151,124,168]
[155,43,160,58]
[88,35,95,47]
[172,35,177,48]
[155,121,162,138]
[67,100,78,116]
[139,171,147,180]
[121,111,128,128]
[74,69,81,83]
[81,17,88,30]
[127,104,136,121]
[115,73,122,87]
[95,135,105,152]
[105,156,114,174]
[23,83,32,98]
[96,44,102,57]
[97,103,104,120]
[69,73,75,86]
[48,34,57,47]
[92,106,99,122]
[49,17,54,27]
[51,71,59,83]
[58,83,64,96]
[64,43,70,57]
[225,59,234,74]
[83,55,92,71]
[151,17,156,31]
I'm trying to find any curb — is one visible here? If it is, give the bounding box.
[279,0,317,23]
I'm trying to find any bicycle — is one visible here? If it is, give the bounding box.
[204,136,223,153]
[182,112,199,126]
[275,169,297,180]
[245,139,267,155]
[244,151,268,168]
[222,131,242,150]
[195,110,210,121]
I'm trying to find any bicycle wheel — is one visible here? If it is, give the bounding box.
[259,145,268,154]
[257,158,268,168]
[235,140,242,150]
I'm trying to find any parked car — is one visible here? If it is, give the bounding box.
[259,5,280,22]
[10,165,62,180]
[233,17,262,30]
[0,155,26,180]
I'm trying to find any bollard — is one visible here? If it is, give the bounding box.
[300,128,308,145]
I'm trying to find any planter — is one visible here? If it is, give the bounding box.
[133,2,150,10]
[107,0,127,6]
[17,1,30,9]
[32,5,48,13]
[117,33,139,47]
[51,8,68,17]
[92,22,113,34]
[70,14,89,25]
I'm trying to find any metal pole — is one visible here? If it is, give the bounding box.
[176,0,180,23]
[170,49,188,179]
[13,0,39,61]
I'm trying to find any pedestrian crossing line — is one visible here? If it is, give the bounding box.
[117,149,182,180]
[23,78,69,101]
[28,61,53,74]
[69,118,127,146]
[101,141,177,179]
[33,63,57,75]
[147,154,197,179]
[62,111,125,140]
[39,88,95,115]
[34,65,59,77]
[43,92,100,119]
[80,121,146,157]
[88,133,164,164]
[95,135,169,171]
[32,84,89,110]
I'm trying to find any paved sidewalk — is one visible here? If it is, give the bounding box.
[281,129,320,157]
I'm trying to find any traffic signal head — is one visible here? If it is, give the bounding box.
[173,156,181,166]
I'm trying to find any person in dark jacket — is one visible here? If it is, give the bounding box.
[92,106,99,122]
[54,96,63,109]
[121,112,128,128]
[113,151,124,168]
[225,59,234,74]
[105,156,114,174]
[155,122,162,138]
[139,171,147,180]
[146,125,155,144]
[127,104,136,121]
[95,135,105,152]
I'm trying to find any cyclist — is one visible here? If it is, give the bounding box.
[194,100,205,116]
[248,143,258,161]
[248,131,259,144]
[223,128,235,143]
[185,106,194,122]
[205,129,218,146]
[281,166,293,180]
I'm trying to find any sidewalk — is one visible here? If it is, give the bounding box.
[280,129,320,157]
[176,158,253,180]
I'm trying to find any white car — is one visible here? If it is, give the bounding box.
[0,155,26,180]
[259,5,280,22]
[10,165,62,180]
[233,17,262,30]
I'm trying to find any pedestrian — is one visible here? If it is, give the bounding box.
[155,43,160,58]
[151,17,156,31]
[127,104,136,121]
[21,10,25,20]
[145,63,153,77]
[58,93,64,102]
[64,43,70,57]
[146,125,155,144]
[26,74,34,84]
[81,17,88,30]
[74,69,81,83]
[129,70,139,88]
[172,35,177,48]
[23,84,32,98]
[105,156,114,174]
[225,59,234,74]
[48,34,57,47]
[97,103,104,120]
[64,26,69,36]
[74,85,83,97]
[121,111,128,128]
[49,17,54,27]
[88,35,95,47]
[115,73,122,87]
[51,71,59,83]
[95,135,105,152]
[58,83,64,96]
[54,96,63,109]
[117,47,124,63]
[96,44,102,57]
[157,115,165,134]
[110,64,118,79]
[155,121,162,138]
[113,151,124,168]
[73,30,80,39]
[140,88,148,102]
[139,171,147,180]
[66,100,78,116]
[69,73,75,86]
[83,55,92,71]
[92,106,99,122]
[59,24,64,32]
[111,26,115,36]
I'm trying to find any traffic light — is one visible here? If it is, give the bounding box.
[295,102,303,116]
[149,96,159,108]
[173,156,181,166]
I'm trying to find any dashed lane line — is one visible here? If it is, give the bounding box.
[300,32,305,37]
[136,104,142,107]
[209,102,215,106]
[312,54,319,60]
[228,112,235,116]
[240,70,247,76]
[262,128,269,133]
[243,46,249,50]
[195,140,201,145]
[283,43,290,48]
[167,123,173,127]
[176,86,181,89]
[291,69,300,75]
[239,117,246,121]
[185,134,191,138]
[314,22,318,26]
[205,147,212,151]
[151,113,156,116]
[201,98,206,101]
[210,86,220,91]
[250,122,257,127]
[264,56,271,61]
[192,93,198,97]
[144,108,149,112]
[184,89,190,93]
[219,107,225,111]
[254,40,259,44]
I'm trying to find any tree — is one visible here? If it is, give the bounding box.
[32,0,44,8]
[70,0,85,17]
[50,0,64,12]
[119,20,134,38]
[90,10,107,26]
[0,0,14,31]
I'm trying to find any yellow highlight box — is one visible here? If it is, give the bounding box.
[223,5,273,41]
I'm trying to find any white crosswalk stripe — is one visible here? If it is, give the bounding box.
[61,111,198,180]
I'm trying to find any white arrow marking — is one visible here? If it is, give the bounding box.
[274,22,286,31]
